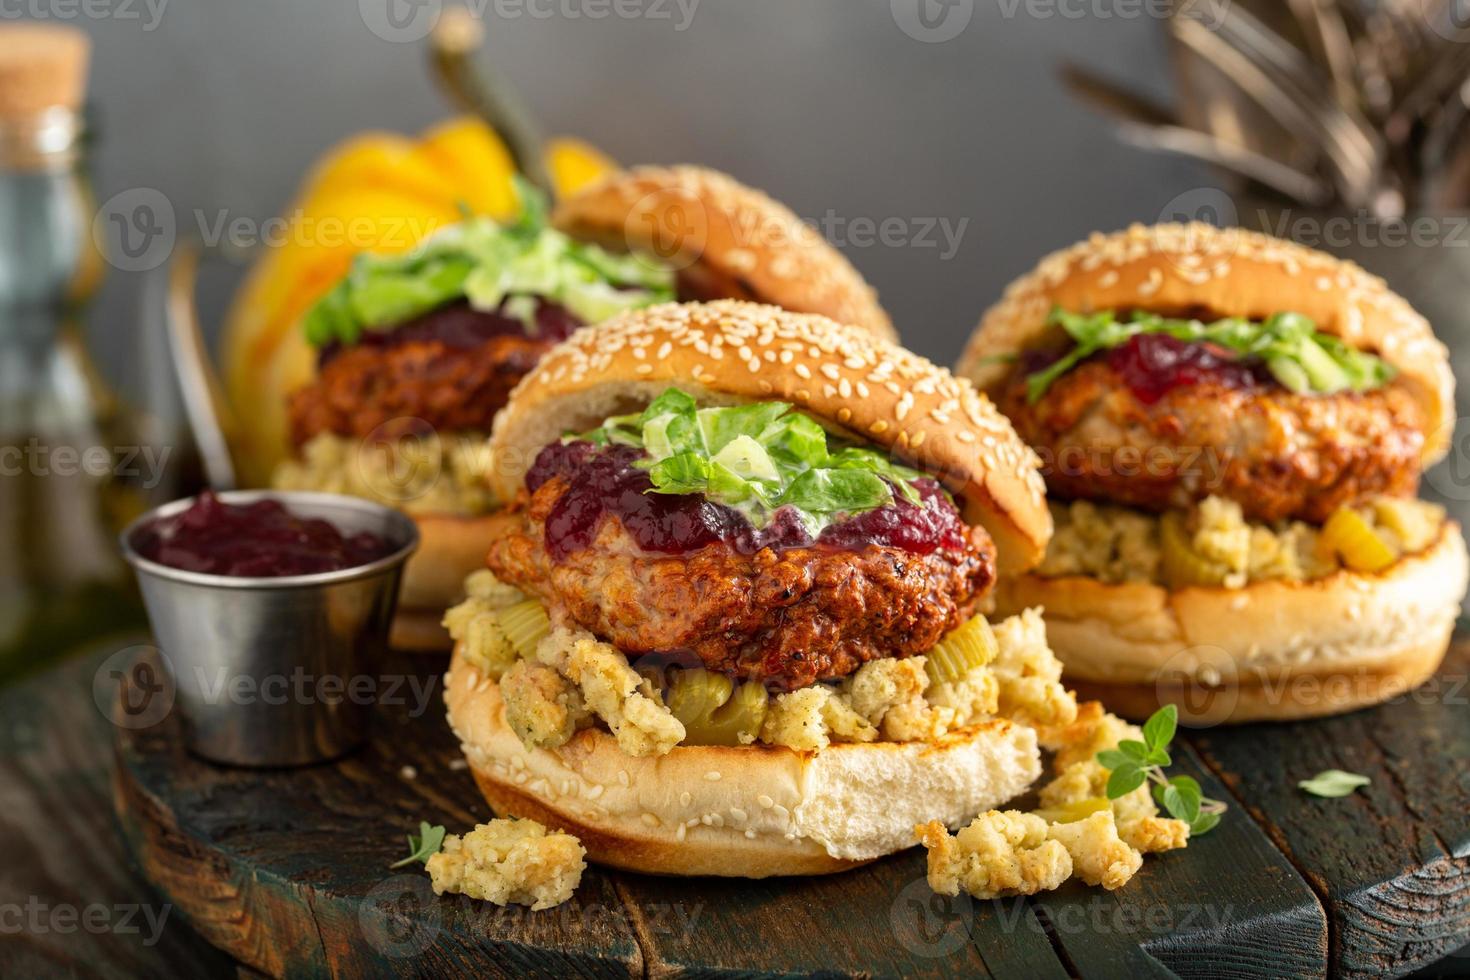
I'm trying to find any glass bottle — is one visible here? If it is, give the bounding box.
[0,25,147,682]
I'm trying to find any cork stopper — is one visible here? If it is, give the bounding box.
[0,23,90,118]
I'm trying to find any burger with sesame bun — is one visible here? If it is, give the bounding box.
[273,167,894,649]
[957,223,1467,725]
[440,301,1078,877]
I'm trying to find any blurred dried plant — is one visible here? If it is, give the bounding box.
[1063,0,1470,215]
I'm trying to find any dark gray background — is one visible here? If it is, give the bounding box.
[71,0,1212,377]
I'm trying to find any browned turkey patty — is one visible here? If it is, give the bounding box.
[483,479,997,691]
[999,361,1425,524]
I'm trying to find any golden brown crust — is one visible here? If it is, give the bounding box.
[444,643,1044,876]
[956,223,1454,463]
[993,521,1468,724]
[488,301,1052,573]
[553,166,896,343]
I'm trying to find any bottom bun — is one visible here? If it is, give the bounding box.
[994,521,1468,725]
[392,511,501,651]
[444,646,1043,877]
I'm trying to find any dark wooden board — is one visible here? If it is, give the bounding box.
[8,634,1470,977]
[0,644,235,979]
[103,649,1322,979]
[1187,627,1470,980]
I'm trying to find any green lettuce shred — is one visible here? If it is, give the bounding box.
[1025,307,1396,403]
[579,388,926,535]
[302,179,676,347]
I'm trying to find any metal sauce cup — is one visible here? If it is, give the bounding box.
[119,491,419,767]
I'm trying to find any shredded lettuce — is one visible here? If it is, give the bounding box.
[1025,307,1396,403]
[302,180,676,347]
[580,388,925,535]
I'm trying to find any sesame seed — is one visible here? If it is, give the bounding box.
[618,770,630,787]
[705,771,722,781]
[758,794,775,808]
[676,824,687,842]
[679,791,692,807]
[642,813,660,828]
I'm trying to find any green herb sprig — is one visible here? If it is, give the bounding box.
[580,387,926,535]
[1025,307,1395,403]
[1096,705,1228,836]
[1299,769,1371,798]
[389,821,446,869]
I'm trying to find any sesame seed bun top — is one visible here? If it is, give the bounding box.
[490,301,1052,573]
[552,165,897,343]
[956,223,1454,464]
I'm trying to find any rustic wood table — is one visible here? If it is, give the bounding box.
[2,630,1467,979]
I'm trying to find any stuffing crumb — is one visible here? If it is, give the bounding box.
[462,568,527,607]
[483,604,1075,758]
[918,699,1194,901]
[426,818,585,910]
[557,630,686,758]
[760,686,875,752]
[917,808,1147,900]
[1037,499,1161,583]
[1038,494,1411,588]
[916,811,1072,899]
[991,609,1078,728]
[845,657,948,742]
[924,668,1000,727]
[1036,702,1190,854]
[499,659,588,750]
[846,656,928,727]
[444,571,528,679]
[274,431,497,516]
[1047,811,1143,890]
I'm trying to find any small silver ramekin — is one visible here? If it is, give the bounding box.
[120,491,419,767]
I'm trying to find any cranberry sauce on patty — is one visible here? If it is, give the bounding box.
[525,440,971,560]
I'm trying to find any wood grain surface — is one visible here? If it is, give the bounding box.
[2,632,1467,978]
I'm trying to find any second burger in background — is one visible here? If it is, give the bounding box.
[274,166,895,647]
[958,223,1467,724]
